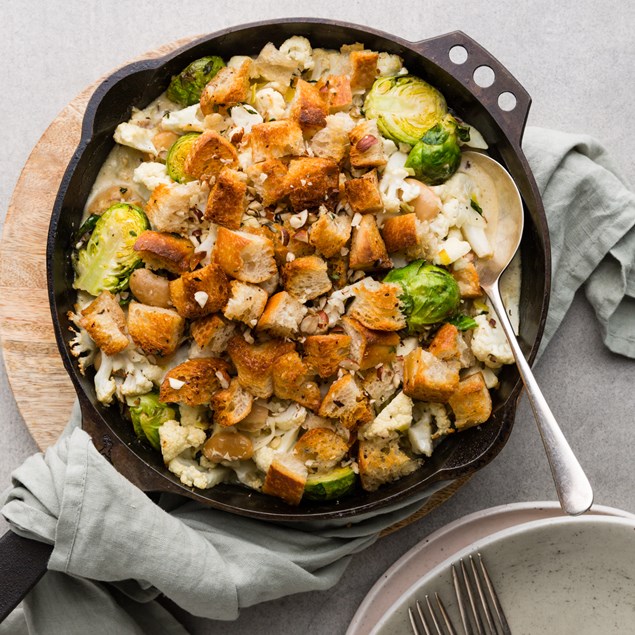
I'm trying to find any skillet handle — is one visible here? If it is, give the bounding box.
[412,31,531,147]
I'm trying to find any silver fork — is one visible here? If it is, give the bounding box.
[408,554,511,635]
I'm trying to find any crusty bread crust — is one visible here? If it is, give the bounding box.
[403,348,460,403]
[262,457,307,505]
[256,291,307,338]
[160,358,231,406]
[289,79,328,135]
[345,170,383,215]
[381,213,419,253]
[285,157,339,212]
[169,263,230,319]
[348,281,406,331]
[303,333,351,378]
[448,372,492,429]
[205,167,246,229]
[452,261,482,298]
[308,212,352,259]
[349,119,386,169]
[210,378,254,427]
[223,280,269,326]
[349,214,392,271]
[350,50,379,90]
[246,159,289,206]
[358,437,421,492]
[133,230,195,274]
[199,60,251,114]
[318,374,373,431]
[79,291,129,355]
[190,313,235,353]
[184,131,238,182]
[214,227,277,283]
[127,302,184,356]
[315,75,353,113]
[249,120,305,163]
[282,255,332,302]
[272,351,322,411]
[294,427,348,471]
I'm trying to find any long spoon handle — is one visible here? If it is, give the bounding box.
[484,283,594,515]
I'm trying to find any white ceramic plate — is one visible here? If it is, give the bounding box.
[347,502,635,635]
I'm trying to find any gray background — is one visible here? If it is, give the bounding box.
[1,1,634,633]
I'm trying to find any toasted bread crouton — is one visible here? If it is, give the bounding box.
[452,262,482,298]
[169,263,230,319]
[340,317,399,370]
[349,119,387,169]
[403,348,460,403]
[350,50,379,90]
[133,230,195,274]
[316,75,353,113]
[294,428,348,472]
[160,358,231,406]
[204,167,246,229]
[326,255,349,290]
[358,437,421,492]
[79,291,129,355]
[249,120,305,163]
[242,223,290,268]
[289,79,328,135]
[245,159,288,206]
[222,280,268,326]
[127,302,184,356]
[190,313,236,354]
[272,351,322,411]
[310,112,355,162]
[345,170,383,215]
[199,60,251,114]
[256,291,307,338]
[349,215,392,271]
[428,323,471,368]
[144,182,206,235]
[381,213,419,253]
[361,365,399,409]
[210,378,254,427]
[227,335,294,398]
[183,131,238,182]
[308,212,352,258]
[448,372,492,430]
[282,255,332,302]
[318,374,373,430]
[285,157,339,211]
[303,334,351,378]
[213,227,277,283]
[348,280,405,331]
[262,455,308,505]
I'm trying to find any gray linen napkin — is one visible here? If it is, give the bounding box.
[2,127,634,634]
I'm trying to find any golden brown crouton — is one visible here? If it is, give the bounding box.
[340,317,399,371]
[79,291,129,355]
[358,437,421,492]
[403,348,460,403]
[133,231,195,274]
[245,159,289,206]
[303,334,351,378]
[289,79,328,135]
[223,280,269,326]
[249,120,305,163]
[308,212,352,259]
[448,372,492,429]
[310,113,354,162]
[350,50,379,90]
[210,378,254,427]
[345,170,383,215]
[348,281,406,331]
[190,313,236,354]
[160,358,231,406]
[349,215,392,271]
[316,75,353,113]
[272,351,322,411]
[349,120,387,169]
[282,255,332,302]
[213,227,277,283]
[256,291,307,338]
[169,263,230,319]
[318,374,373,431]
[428,323,470,366]
[262,455,308,505]
[183,131,238,182]
[227,335,294,399]
[326,255,349,290]
[381,213,419,254]
[285,157,340,212]
[127,302,184,356]
[294,428,349,472]
[452,262,482,298]
[199,60,251,114]
[144,182,204,236]
[204,167,246,229]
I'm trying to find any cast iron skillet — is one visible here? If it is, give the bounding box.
[47,19,551,522]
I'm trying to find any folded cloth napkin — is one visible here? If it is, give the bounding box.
[2,127,634,634]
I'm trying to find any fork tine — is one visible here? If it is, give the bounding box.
[409,606,421,635]
[452,564,472,635]
[477,554,511,635]
[469,555,496,634]
[434,593,457,635]
[416,600,432,635]
[425,595,445,635]
[460,559,485,635]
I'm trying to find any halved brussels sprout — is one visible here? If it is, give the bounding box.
[166,133,201,183]
[304,466,357,501]
[127,393,176,450]
[363,75,447,145]
[73,203,149,296]
[167,56,226,106]
[384,260,460,331]
[404,115,462,185]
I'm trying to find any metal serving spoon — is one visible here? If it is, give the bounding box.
[463,151,594,516]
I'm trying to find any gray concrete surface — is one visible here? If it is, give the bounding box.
[1,1,634,633]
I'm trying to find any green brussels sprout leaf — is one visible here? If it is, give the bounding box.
[167,56,225,106]
[363,75,447,145]
[166,133,201,183]
[127,393,176,450]
[73,213,101,247]
[384,260,460,331]
[456,121,471,143]
[304,466,357,501]
[73,203,149,296]
[470,198,484,215]
[447,314,478,331]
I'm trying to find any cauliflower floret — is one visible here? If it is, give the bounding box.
[161,104,205,133]
[408,414,433,456]
[471,314,514,368]
[409,402,452,455]
[252,424,302,474]
[253,87,287,121]
[229,104,263,134]
[379,151,421,212]
[113,122,157,154]
[377,52,405,77]
[323,277,372,327]
[224,459,263,490]
[67,312,97,375]
[168,454,229,489]
[267,403,307,431]
[253,446,276,474]
[360,391,413,439]
[133,161,171,192]
[179,404,210,429]
[159,419,207,463]
[279,36,314,71]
